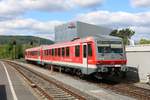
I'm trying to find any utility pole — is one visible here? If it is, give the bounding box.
[30,41,33,47]
[13,40,16,59]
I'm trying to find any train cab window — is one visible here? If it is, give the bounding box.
[66,47,70,57]
[75,45,80,57]
[52,49,54,56]
[62,48,65,56]
[88,44,92,56]
[58,48,61,56]
[55,48,57,56]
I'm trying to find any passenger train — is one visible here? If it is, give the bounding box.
[25,35,127,79]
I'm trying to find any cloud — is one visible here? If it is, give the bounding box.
[1,10,150,41]
[22,0,71,11]
[131,0,150,7]
[0,0,71,20]
[75,10,150,40]
[0,0,104,20]
[0,18,64,40]
[71,0,104,8]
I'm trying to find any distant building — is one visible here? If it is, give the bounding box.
[126,45,150,82]
[55,21,112,43]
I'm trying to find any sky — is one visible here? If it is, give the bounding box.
[0,0,150,41]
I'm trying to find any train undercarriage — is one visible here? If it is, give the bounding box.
[26,60,128,81]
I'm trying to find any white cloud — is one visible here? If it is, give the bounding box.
[71,0,104,7]
[0,0,104,20]
[22,0,71,11]
[0,18,64,40]
[75,10,150,40]
[0,0,72,20]
[131,0,150,7]
[1,10,150,41]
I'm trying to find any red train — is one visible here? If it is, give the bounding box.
[25,35,127,79]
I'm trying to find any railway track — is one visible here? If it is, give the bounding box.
[98,81,150,100]
[6,60,150,100]
[5,61,87,100]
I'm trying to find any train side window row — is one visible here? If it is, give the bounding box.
[44,47,70,57]
[26,51,39,56]
[42,44,92,57]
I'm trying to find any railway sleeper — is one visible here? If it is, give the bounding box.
[48,91,69,95]
[47,88,65,92]
[51,93,71,96]
[53,96,76,100]
[54,98,76,100]
[53,94,75,98]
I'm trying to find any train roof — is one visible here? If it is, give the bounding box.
[25,45,48,51]
[93,35,122,41]
[25,35,122,51]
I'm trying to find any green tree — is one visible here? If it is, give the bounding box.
[139,38,150,44]
[16,45,23,59]
[110,28,135,45]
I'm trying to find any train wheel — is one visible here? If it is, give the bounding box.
[76,70,85,79]
[94,73,102,80]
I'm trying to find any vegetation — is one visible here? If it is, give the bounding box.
[139,38,150,44]
[0,35,54,59]
[110,28,135,45]
[0,35,54,45]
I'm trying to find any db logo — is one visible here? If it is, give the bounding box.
[68,22,76,29]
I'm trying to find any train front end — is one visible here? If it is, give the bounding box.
[94,36,127,79]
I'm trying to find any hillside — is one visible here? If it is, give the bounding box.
[0,35,54,45]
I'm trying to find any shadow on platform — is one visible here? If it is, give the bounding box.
[0,85,7,100]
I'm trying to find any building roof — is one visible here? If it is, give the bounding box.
[126,45,150,52]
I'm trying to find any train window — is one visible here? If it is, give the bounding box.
[46,50,48,55]
[75,45,80,57]
[62,48,65,56]
[66,47,70,57]
[38,51,40,56]
[55,48,57,56]
[88,44,92,56]
[83,45,87,58]
[44,50,47,56]
[47,50,49,55]
[58,48,61,56]
[49,49,51,55]
[52,49,54,56]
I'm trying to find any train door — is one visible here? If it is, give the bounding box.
[38,49,42,64]
[83,43,88,73]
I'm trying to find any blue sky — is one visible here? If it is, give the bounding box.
[23,0,149,21]
[0,0,150,41]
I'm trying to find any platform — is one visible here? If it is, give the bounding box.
[0,61,37,100]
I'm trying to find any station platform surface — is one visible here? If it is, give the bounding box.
[0,61,37,100]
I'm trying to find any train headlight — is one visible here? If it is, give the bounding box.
[97,67,108,72]
[121,66,128,72]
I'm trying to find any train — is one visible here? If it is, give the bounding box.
[25,35,127,79]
